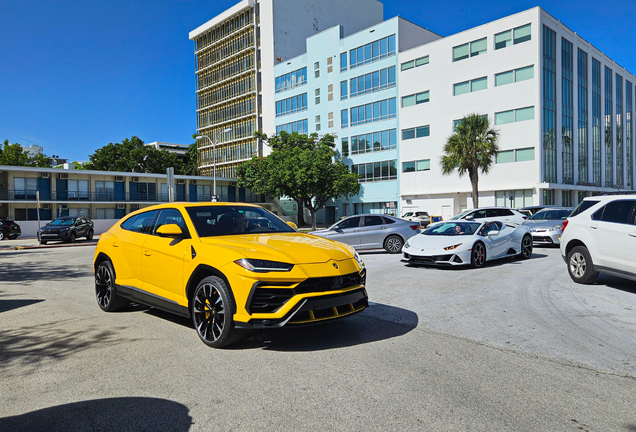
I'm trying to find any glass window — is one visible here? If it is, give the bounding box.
[416,91,429,104]
[415,56,429,67]
[402,161,415,172]
[364,215,384,227]
[593,200,636,224]
[340,52,347,71]
[364,43,372,63]
[495,30,512,50]
[515,65,534,82]
[402,95,415,107]
[416,125,430,137]
[496,150,514,163]
[402,128,416,140]
[338,216,361,229]
[340,81,347,99]
[350,49,357,67]
[342,138,349,157]
[380,37,388,57]
[495,110,514,124]
[341,109,348,127]
[453,43,469,62]
[401,60,415,71]
[389,98,396,116]
[515,106,535,121]
[471,77,487,92]
[388,35,396,53]
[514,24,531,44]
[454,81,470,96]
[515,148,535,161]
[470,38,487,56]
[416,160,430,171]
[495,70,514,86]
[388,66,396,84]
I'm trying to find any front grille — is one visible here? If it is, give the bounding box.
[408,254,453,264]
[533,236,553,243]
[248,270,366,314]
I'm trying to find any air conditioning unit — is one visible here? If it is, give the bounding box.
[131,204,139,210]
[115,176,124,181]
[59,173,68,179]
[190,180,197,185]
[116,204,125,209]
[61,204,68,210]
[40,173,50,179]
[131,177,139,182]
[176,179,186,184]
[230,182,237,187]
[42,204,51,209]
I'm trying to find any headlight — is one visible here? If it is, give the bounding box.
[403,240,410,249]
[234,258,293,272]
[444,243,462,251]
[549,225,562,231]
[354,250,365,267]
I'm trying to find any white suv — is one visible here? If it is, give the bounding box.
[449,207,528,225]
[560,194,636,284]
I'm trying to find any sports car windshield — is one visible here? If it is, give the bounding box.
[530,209,571,220]
[49,218,75,226]
[185,205,295,237]
[423,222,480,236]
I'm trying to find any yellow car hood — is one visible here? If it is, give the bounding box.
[198,233,353,264]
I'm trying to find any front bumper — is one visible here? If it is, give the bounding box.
[402,250,467,266]
[530,230,561,245]
[39,231,71,241]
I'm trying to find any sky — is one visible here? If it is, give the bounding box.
[1,0,635,162]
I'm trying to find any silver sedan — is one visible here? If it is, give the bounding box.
[522,207,572,246]
[310,214,421,253]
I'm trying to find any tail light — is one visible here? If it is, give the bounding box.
[522,216,528,220]
[561,219,569,231]
[410,225,420,230]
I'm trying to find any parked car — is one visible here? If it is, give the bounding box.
[448,207,528,225]
[522,207,572,246]
[561,194,636,284]
[402,211,431,227]
[402,220,532,268]
[94,203,368,348]
[517,205,557,218]
[38,216,94,244]
[0,219,21,240]
[310,214,421,254]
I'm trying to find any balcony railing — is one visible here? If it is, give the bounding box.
[1,190,267,204]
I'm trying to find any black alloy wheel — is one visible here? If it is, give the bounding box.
[567,246,598,284]
[95,261,128,312]
[0,230,5,241]
[87,230,94,241]
[191,276,242,348]
[68,232,76,243]
[470,242,486,268]
[518,235,533,259]
[384,235,404,254]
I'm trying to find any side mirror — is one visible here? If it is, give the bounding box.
[488,230,500,238]
[465,215,474,220]
[286,221,298,229]
[156,224,183,238]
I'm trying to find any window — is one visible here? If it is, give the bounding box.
[95,181,114,200]
[592,200,636,224]
[275,67,307,93]
[495,24,531,50]
[13,177,37,199]
[495,70,514,86]
[353,160,397,182]
[453,44,469,62]
[415,56,429,67]
[496,150,514,163]
[276,119,309,134]
[340,81,347,100]
[513,24,531,44]
[350,34,396,69]
[314,62,319,70]
[402,125,429,140]
[121,211,159,234]
[494,30,512,50]
[403,160,430,172]
[340,52,347,72]
[342,138,349,157]
[349,66,396,98]
[495,106,534,124]
[496,189,534,208]
[338,216,361,229]
[454,77,486,95]
[515,148,535,161]
[401,60,414,71]
[315,115,320,123]
[402,91,429,107]
[275,93,308,117]
[402,161,415,172]
[495,66,534,87]
[349,128,396,155]
[68,179,89,199]
[349,98,396,127]
[470,38,487,56]
[515,65,534,81]
[341,109,348,128]
[96,208,116,219]
[453,38,487,61]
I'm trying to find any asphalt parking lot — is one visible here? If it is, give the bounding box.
[1,242,636,431]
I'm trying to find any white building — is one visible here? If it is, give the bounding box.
[398,7,636,219]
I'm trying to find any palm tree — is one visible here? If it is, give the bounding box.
[440,114,500,209]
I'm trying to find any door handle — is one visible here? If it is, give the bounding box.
[143,250,152,256]
[590,225,598,229]
[112,242,120,247]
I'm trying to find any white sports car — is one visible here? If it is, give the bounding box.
[402,220,533,268]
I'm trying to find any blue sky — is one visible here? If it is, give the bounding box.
[1,0,634,162]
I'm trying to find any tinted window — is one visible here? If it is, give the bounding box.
[485,209,498,218]
[154,209,188,235]
[121,211,159,234]
[472,210,487,219]
[338,217,361,229]
[570,200,599,217]
[381,216,396,224]
[592,200,636,224]
[363,216,384,227]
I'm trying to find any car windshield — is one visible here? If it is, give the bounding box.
[49,218,75,226]
[448,210,473,220]
[423,222,480,236]
[530,209,571,220]
[402,212,413,217]
[185,205,295,237]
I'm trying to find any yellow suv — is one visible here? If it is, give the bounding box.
[93,202,368,347]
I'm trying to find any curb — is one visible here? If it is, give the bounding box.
[13,242,99,250]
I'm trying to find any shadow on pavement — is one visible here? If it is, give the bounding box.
[0,397,192,432]
[0,299,44,313]
[0,320,136,375]
[595,274,636,294]
[0,260,92,284]
[403,253,549,271]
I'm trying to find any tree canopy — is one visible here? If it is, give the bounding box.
[440,114,500,209]
[84,136,188,174]
[0,139,51,167]
[236,132,360,230]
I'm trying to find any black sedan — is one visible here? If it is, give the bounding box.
[38,216,94,244]
[0,219,22,240]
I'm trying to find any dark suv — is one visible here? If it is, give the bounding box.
[38,216,94,244]
[0,219,22,240]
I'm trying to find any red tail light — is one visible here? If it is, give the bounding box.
[522,216,528,220]
[410,225,420,230]
[562,219,569,231]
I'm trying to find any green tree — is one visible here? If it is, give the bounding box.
[30,153,52,168]
[440,114,500,209]
[0,140,30,166]
[236,131,361,230]
[84,136,186,174]
[184,134,199,176]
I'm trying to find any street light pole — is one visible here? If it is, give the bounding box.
[197,127,231,202]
